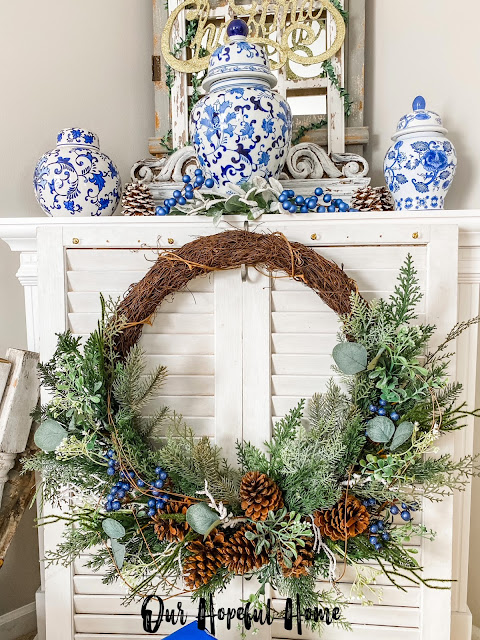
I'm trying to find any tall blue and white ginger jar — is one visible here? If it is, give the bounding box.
[190,20,292,195]
[33,128,121,216]
[384,96,457,211]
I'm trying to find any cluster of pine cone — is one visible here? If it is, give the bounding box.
[152,472,369,589]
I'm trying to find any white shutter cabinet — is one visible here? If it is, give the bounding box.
[2,214,477,640]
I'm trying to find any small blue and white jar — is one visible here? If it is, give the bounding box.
[190,20,292,195]
[384,96,457,211]
[33,128,121,216]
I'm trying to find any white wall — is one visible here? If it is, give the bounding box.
[0,0,479,629]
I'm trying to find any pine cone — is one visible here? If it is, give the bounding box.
[122,182,155,216]
[314,494,369,542]
[350,186,395,212]
[183,531,225,589]
[152,499,192,543]
[278,536,315,578]
[223,524,268,575]
[239,471,284,521]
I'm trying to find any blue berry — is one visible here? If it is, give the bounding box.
[410,502,418,511]
[205,178,215,189]
[338,202,349,212]
[161,494,169,501]
[288,203,298,213]
[382,532,390,541]
[195,176,204,186]
[182,175,191,183]
[107,467,116,476]
[107,449,115,458]
[105,503,113,511]
[159,472,167,480]
[317,206,326,213]
[112,500,121,511]
[377,521,384,531]
[323,193,332,203]
[307,198,317,209]
[368,404,378,413]
[327,205,336,212]
[154,479,164,489]
[116,489,126,499]
[177,196,186,206]
[128,471,135,479]
[390,505,399,515]
[167,198,177,207]
[185,191,194,200]
[148,498,156,508]
[173,190,182,199]
[300,205,308,213]
[379,399,388,407]
[148,508,156,517]
[369,535,378,545]
[390,412,400,421]
[401,503,408,509]
[367,498,376,507]
[287,190,295,197]
[152,490,160,497]
[377,408,387,416]
[401,510,411,521]
[295,195,305,205]
[363,500,369,507]
[314,187,323,196]
[107,495,114,502]
[370,524,379,534]
[155,206,168,216]
[279,193,289,203]
[108,459,116,467]
[156,500,165,509]
[194,168,203,176]
[121,482,130,490]
[109,488,118,496]
[283,201,291,211]
[119,471,125,478]
[137,479,145,488]
[374,543,383,551]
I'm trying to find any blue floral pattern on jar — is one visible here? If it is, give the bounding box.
[33,128,121,217]
[384,97,457,211]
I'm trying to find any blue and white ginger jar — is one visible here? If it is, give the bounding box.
[190,19,292,195]
[33,128,121,216]
[384,96,457,211]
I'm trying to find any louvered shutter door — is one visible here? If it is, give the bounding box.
[37,221,458,640]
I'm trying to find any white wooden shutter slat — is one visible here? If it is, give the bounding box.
[68,291,215,314]
[272,624,420,640]
[272,268,426,292]
[143,354,214,375]
[271,291,426,313]
[66,269,213,293]
[68,313,214,335]
[144,395,214,416]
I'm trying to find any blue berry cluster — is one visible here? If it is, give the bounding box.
[278,188,350,213]
[367,519,390,551]
[147,466,169,516]
[156,169,215,216]
[105,448,119,476]
[368,398,400,422]
[390,502,416,522]
[105,470,136,511]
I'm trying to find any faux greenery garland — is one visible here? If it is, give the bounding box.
[27,257,480,633]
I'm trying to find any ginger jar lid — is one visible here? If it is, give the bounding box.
[203,19,277,92]
[56,128,100,149]
[391,96,447,141]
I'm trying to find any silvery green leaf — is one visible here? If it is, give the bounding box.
[268,177,283,194]
[225,182,245,196]
[34,419,68,452]
[332,342,368,375]
[186,502,221,536]
[102,518,126,539]
[111,539,126,569]
[366,416,395,443]
[390,421,414,450]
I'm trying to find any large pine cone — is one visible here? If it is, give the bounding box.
[239,471,284,521]
[122,182,156,216]
[350,186,395,212]
[223,524,268,575]
[183,531,225,590]
[314,494,369,542]
[278,536,315,578]
[152,499,192,543]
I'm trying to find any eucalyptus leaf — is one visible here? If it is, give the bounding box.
[34,419,68,452]
[390,421,414,450]
[186,502,221,537]
[102,518,126,539]
[332,342,368,375]
[366,416,395,443]
[111,539,126,569]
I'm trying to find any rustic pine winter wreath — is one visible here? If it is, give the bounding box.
[28,229,480,633]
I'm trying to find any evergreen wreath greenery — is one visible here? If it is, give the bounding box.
[25,243,480,634]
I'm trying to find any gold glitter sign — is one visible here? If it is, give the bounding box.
[160,0,346,74]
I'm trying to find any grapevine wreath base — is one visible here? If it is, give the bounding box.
[28,229,480,634]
